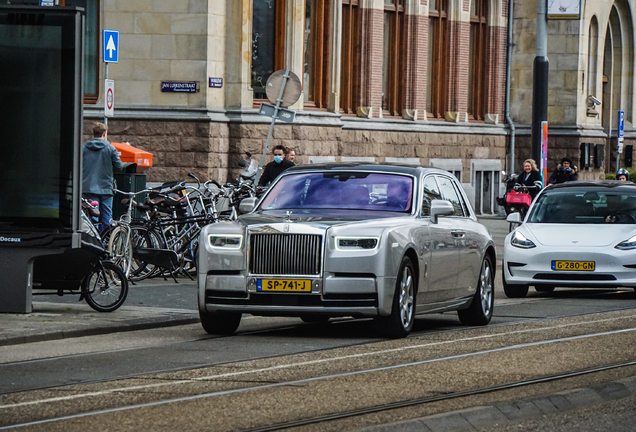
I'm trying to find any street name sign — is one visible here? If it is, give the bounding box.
[103,29,119,63]
[259,103,296,123]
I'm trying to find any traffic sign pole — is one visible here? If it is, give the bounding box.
[104,63,109,125]
[254,70,291,186]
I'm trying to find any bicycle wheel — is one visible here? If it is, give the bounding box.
[108,225,133,277]
[83,261,129,312]
[129,225,164,281]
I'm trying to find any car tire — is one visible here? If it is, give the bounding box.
[535,285,555,292]
[458,255,494,326]
[502,273,529,298]
[300,315,330,323]
[199,309,242,335]
[375,256,416,339]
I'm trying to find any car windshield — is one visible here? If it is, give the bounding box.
[259,172,414,212]
[527,186,636,224]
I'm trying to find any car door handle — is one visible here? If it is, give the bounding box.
[451,230,465,238]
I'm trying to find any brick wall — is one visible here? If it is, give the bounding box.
[402,14,427,115]
[446,20,471,115]
[358,7,384,115]
[486,25,507,117]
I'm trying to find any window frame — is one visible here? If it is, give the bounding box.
[468,0,488,121]
[251,0,286,106]
[436,174,466,217]
[340,0,360,115]
[421,174,443,217]
[427,0,448,119]
[304,0,330,109]
[382,0,405,117]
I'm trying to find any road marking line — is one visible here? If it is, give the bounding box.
[3,326,636,429]
[1,314,635,412]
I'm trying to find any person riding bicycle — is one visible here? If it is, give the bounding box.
[519,159,542,199]
[616,168,630,181]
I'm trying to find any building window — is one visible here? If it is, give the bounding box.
[252,0,285,101]
[382,0,404,116]
[468,0,487,120]
[427,0,447,119]
[340,0,360,114]
[304,0,330,108]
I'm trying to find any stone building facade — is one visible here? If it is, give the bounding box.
[69,0,511,212]
[510,0,636,179]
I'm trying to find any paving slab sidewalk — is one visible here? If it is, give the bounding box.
[0,301,199,347]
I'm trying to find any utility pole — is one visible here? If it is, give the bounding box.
[531,0,549,163]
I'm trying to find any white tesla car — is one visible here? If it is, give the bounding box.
[503,181,636,297]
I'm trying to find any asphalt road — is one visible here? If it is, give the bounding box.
[2,217,636,431]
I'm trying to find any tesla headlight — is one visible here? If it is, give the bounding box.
[510,231,536,249]
[335,237,379,251]
[615,235,636,250]
[208,234,243,249]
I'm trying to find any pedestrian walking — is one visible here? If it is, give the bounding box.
[82,123,123,232]
[258,144,295,186]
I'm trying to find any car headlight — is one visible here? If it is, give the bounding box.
[335,237,379,251]
[209,234,243,249]
[615,235,636,250]
[510,231,536,249]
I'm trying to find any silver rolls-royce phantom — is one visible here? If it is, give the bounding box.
[198,163,496,338]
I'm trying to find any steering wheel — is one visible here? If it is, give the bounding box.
[612,212,636,223]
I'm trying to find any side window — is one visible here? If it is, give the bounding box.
[452,181,470,216]
[422,176,442,216]
[436,176,464,217]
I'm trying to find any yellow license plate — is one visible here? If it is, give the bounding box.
[551,260,595,271]
[257,279,312,292]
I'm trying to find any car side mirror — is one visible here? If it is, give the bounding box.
[506,212,523,224]
[430,199,454,223]
[239,197,257,214]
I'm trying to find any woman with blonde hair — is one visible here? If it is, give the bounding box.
[520,158,542,198]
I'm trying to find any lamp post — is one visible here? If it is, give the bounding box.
[531,0,549,164]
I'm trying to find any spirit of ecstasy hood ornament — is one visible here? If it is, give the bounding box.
[285,210,292,222]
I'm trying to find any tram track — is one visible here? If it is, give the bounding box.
[2,322,636,430]
[242,359,636,432]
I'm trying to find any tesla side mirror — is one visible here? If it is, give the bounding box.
[506,212,523,224]
[430,200,454,224]
[238,197,257,214]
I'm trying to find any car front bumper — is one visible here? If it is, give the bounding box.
[503,244,636,288]
[198,272,397,317]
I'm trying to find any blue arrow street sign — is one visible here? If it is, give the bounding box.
[618,110,625,138]
[103,30,119,63]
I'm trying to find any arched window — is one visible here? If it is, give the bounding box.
[252,0,286,101]
[427,0,448,119]
[340,0,360,114]
[587,17,598,102]
[468,0,487,120]
[382,0,405,116]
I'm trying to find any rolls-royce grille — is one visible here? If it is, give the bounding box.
[249,234,322,275]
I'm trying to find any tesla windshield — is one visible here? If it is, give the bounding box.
[527,186,636,224]
[259,172,414,212]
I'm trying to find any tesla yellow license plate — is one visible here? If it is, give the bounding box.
[257,279,312,292]
[551,260,595,271]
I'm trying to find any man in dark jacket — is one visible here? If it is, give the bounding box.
[82,123,123,231]
[258,144,295,186]
[548,157,578,185]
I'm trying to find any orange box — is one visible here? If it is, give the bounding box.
[112,142,153,173]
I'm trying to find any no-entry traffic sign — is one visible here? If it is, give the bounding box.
[105,79,114,117]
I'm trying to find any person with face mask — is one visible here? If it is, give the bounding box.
[258,144,295,186]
